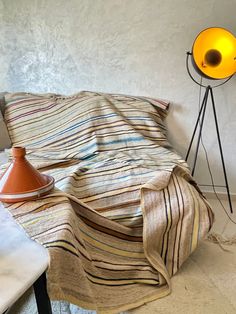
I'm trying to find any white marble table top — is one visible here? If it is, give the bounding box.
[0,203,50,313]
[0,150,8,166]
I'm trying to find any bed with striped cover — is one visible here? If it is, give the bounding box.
[1,91,214,313]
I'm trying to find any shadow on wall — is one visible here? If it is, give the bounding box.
[166,101,189,158]
[166,100,236,194]
[165,100,210,179]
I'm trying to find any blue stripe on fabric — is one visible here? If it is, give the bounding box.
[78,136,145,153]
[30,114,154,146]
[57,171,152,192]
[31,113,118,146]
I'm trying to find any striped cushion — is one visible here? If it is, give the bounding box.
[4,91,169,159]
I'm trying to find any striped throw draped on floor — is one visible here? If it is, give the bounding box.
[1,91,214,313]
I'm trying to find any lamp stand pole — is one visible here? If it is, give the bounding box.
[185,85,233,214]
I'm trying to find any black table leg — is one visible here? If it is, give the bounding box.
[33,272,52,314]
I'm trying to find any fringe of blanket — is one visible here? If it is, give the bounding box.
[207,232,236,251]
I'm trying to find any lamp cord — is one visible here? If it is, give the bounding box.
[197,77,236,225]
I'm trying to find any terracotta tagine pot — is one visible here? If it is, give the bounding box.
[0,147,54,203]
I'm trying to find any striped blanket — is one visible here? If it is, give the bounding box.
[1,91,214,313]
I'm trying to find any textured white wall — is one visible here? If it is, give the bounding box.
[0,0,236,193]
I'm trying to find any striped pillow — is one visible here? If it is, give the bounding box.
[4,91,170,158]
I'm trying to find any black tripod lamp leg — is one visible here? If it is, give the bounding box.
[191,88,209,176]
[209,87,233,213]
[186,86,210,161]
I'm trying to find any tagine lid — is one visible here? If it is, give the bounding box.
[0,147,54,203]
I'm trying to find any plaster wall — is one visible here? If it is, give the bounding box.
[0,0,236,194]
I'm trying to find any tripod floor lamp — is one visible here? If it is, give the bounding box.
[186,27,236,214]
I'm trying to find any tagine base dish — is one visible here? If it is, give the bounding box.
[0,174,54,203]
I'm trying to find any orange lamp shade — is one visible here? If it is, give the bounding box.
[192,27,236,79]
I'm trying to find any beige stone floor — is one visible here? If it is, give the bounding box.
[126,197,236,314]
